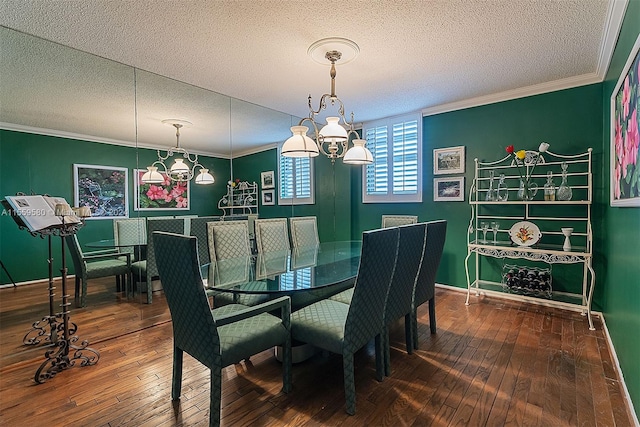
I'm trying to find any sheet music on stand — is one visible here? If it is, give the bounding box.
[2,193,99,383]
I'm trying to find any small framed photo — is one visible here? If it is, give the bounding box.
[74,164,128,219]
[434,177,464,201]
[261,171,275,189]
[433,146,465,175]
[261,189,275,206]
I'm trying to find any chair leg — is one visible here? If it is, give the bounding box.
[412,309,419,350]
[282,332,292,393]
[171,346,183,400]
[382,328,391,377]
[343,351,356,415]
[74,276,81,308]
[210,364,222,427]
[81,277,88,307]
[146,275,153,304]
[116,274,121,292]
[404,313,413,355]
[428,297,436,334]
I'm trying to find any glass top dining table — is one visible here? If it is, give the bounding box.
[201,241,362,311]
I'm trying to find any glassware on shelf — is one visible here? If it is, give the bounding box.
[544,171,556,201]
[480,221,489,243]
[491,221,500,244]
[517,179,538,201]
[496,173,508,201]
[556,162,573,201]
[485,170,496,201]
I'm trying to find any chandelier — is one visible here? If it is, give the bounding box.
[141,119,215,185]
[281,38,373,165]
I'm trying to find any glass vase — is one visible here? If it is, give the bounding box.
[496,173,508,201]
[556,162,572,201]
[517,178,538,201]
[485,170,496,201]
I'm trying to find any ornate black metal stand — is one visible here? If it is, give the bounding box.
[33,228,99,383]
[4,195,100,383]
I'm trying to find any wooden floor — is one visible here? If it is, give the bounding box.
[0,279,635,426]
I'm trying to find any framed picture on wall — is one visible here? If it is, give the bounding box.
[261,189,275,206]
[610,33,640,207]
[261,170,275,189]
[434,177,464,201]
[433,146,465,175]
[134,168,190,211]
[74,164,128,219]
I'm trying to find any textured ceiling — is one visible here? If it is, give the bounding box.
[0,0,626,156]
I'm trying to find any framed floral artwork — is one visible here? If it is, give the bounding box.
[74,164,128,219]
[434,177,464,201]
[134,169,190,211]
[611,33,640,207]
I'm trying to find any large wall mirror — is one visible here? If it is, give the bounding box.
[0,26,312,363]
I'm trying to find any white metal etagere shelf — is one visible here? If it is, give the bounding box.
[218,181,258,217]
[464,148,596,330]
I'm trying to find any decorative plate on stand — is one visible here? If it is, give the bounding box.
[508,221,542,246]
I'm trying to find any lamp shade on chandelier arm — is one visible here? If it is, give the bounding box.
[343,138,373,165]
[141,120,215,185]
[281,124,320,157]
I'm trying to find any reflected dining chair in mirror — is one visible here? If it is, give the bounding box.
[411,220,447,349]
[152,232,292,427]
[254,218,290,253]
[381,215,418,228]
[133,217,186,304]
[64,235,132,308]
[255,250,290,280]
[290,227,400,415]
[189,216,221,266]
[289,216,319,247]
[113,217,147,262]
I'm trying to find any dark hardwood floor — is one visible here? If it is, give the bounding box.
[0,278,635,426]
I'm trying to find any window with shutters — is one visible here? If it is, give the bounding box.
[362,113,422,203]
[278,147,315,205]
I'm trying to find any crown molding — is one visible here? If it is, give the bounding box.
[422,72,601,117]
[597,0,629,79]
[0,122,231,159]
[231,143,278,158]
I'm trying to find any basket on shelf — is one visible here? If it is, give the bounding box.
[501,264,552,299]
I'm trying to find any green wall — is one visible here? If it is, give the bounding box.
[351,84,604,294]
[232,147,352,243]
[0,129,230,283]
[602,0,640,419]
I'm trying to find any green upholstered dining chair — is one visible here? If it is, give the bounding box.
[381,223,427,375]
[254,218,290,253]
[381,215,418,228]
[411,220,447,349]
[207,220,264,307]
[290,227,400,415]
[65,235,132,308]
[132,217,186,304]
[289,216,319,247]
[152,232,291,427]
[207,220,251,262]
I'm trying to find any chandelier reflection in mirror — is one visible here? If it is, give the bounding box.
[281,38,373,165]
[141,119,215,185]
